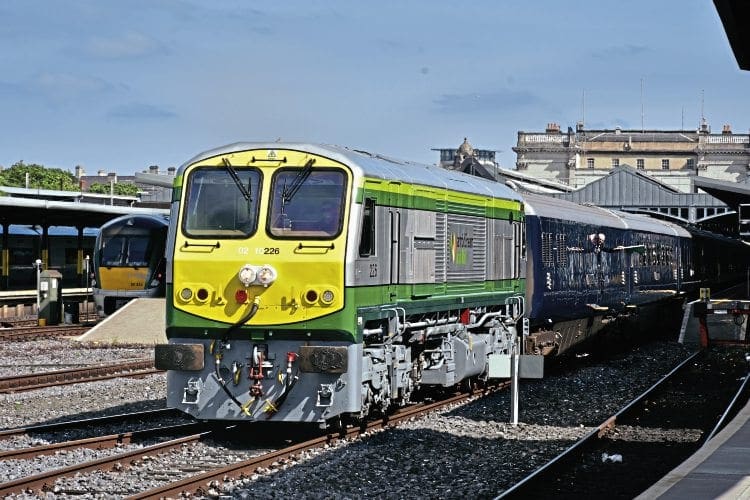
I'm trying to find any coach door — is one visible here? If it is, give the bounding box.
[388,182,402,302]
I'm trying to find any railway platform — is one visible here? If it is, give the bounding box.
[76,298,166,344]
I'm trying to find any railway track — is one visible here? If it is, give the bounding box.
[0,408,182,440]
[0,410,207,496]
[0,384,507,497]
[499,347,750,498]
[0,358,161,393]
[128,384,510,498]
[0,324,91,341]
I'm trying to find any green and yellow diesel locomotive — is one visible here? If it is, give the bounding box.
[156,143,528,425]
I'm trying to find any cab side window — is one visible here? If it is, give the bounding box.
[358,198,376,257]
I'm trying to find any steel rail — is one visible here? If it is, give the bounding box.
[0,408,182,439]
[128,383,509,499]
[0,428,220,496]
[702,364,750,444]
[0,325,90,341]
[0,422,206,460]
[0,359,161,393]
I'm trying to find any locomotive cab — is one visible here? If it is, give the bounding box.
[173,154,350,327]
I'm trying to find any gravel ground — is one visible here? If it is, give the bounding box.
[0,339,153,377]
[0,339,163,431]
[214,340,696,500]
[0,338,706,499]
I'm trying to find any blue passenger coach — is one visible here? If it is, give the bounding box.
[523,193,694,355]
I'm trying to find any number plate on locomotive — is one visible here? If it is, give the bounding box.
[299,346,348,373]
[155,344,205,371]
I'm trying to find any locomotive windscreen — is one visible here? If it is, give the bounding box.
[183,167,262,238]
[268,168,347,238]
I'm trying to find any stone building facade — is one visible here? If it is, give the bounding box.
[513,122,750,192]
[433,138,501,180]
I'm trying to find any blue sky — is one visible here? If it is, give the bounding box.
[0,1,747,175]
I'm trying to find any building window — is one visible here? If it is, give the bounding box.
[636,159,644,170]
[687,158,695,169]
[587,158,594,169]
[611,158,619,168]
[661,159,670,170]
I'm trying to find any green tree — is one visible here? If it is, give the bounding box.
[0,161,78,190]
[88,182,139,196]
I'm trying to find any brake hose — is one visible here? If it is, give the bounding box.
[213,297,261,413]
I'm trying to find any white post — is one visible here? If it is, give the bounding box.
[511,340,520,425]
[35,258,42,316]
[84,254,90,318]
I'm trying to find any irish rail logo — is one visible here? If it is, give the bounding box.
[449,230,474,266]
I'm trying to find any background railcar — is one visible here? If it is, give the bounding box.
[686,226,750,290]
[92,214,168,317]
[157,143,529,425]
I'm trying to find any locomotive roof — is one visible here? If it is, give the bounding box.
[178,142,524,204]
[523,193,691,237]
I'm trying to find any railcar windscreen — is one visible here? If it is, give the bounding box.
[183,167,262,238]
[100,233,151,267]
[268,168,347,238]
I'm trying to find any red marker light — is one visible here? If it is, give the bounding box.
[235,289,248,304]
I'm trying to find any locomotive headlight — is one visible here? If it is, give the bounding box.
[321,289,335,304]
[257,265,277,286]
[179,287,193,301]
[238,265,257,287]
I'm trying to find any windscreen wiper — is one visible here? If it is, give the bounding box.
[281,158,315,204]
[222,158,252,202]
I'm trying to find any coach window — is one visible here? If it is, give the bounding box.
[268,168,347,238]
[183,167,262,238]
[358,198,376,257]
[541,233,553,266]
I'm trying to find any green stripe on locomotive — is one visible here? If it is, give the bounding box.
[166,275,525,343]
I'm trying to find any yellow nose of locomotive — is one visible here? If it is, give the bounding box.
[172,149,349,325]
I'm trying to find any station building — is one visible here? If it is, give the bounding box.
[513,121,750,192]
[436,137,742,237]
[0,173,170,291]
